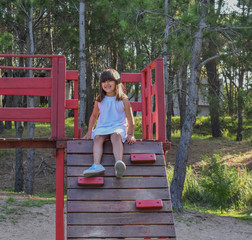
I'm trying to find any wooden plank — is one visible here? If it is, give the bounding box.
[130,102,142,112]
[0,88,51,96]
[121,73,141,83]
[67,140,164,154]
[67,225,176,238]
[67,212,174,225]
[67,166,167,177]
[67,177,169,189]
[65,99,78,109]
[0,77,52,88]
[67,200,173,213]
[66,70,78,81]
[67,188,170,201]
[0,108,51,122]
[66,154,165,166]
[0,138,56,149]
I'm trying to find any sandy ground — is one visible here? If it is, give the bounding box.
[0,193,251,240]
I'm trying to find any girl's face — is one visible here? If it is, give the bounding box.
[101,80,116,96]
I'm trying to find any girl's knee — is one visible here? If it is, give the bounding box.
[110,133,122,142]
[94,135,107,143]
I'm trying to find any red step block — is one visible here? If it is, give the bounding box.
[131,154,156,163]
[77,177,104,186]
[136,199,163,209]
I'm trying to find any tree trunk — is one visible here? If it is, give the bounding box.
[25,3,35,195]
[236,67,244,141]
[206,41,222,137]
[163,0,171,141]
[166,58,174,141]
[170,0,208,210]
[85,44,94,126]
[79,0,87,137]
[179,62,187,129]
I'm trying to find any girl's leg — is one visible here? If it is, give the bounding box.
[110,133,126,178]
[110,133,123,161]
[93,135,109,164]
[83,135,108,177]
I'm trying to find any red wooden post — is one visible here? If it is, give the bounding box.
[51,57,58,139]
[155,58,166,142]
[56,56,66,240]
[141,70,147,140]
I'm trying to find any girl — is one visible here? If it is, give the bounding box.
[83,69,136,178]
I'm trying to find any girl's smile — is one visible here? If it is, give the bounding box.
[101,80,116,96]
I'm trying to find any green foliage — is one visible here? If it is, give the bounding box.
[200,154,252,212]
[167,155,252,212]
[0,32,12,51]
[200,154,239,212]
[170,116,252,140]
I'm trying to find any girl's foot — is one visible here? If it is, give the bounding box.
[114,160,126,178]
[83,164,105,177]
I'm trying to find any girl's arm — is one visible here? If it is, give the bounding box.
[83,101,99,139]
[123,98,136,144]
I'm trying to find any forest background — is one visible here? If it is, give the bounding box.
[0,0,251,213]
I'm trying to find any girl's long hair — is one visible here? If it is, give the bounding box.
[96,69,128,102]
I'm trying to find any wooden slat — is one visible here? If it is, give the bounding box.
[0,138,56,149]
[67,212,174,225]
[66,154,165,166]
[67,225,176,238]
[67,166,166,177]
[0,88,51,96]
[130,102,142,112]
[121,73,141,83]
[67,177,169,189]
[0,77,52,88]
[67,140,164,154]
[0,77,52,96]
[65,99,78,109]
[67,188,170,201]
[0,108,51,122]
[67,200,173,213]
[66,70,78,81]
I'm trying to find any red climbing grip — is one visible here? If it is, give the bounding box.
[131,154,156,163]
[77,177,104,186]
[136,199,163,209]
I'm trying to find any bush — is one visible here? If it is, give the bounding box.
[166,155,252,212]
[200,154,252,212]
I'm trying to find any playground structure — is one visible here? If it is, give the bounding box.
[0,54,175,239]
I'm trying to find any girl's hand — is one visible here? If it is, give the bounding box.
[126,134,136,144]
[83,132,92,139]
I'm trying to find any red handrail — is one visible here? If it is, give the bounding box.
[0,54,79,240]
[121,58,166,142]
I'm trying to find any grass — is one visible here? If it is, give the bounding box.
[183,201,252,222]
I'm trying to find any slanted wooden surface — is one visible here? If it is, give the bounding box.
[66,140,176,239]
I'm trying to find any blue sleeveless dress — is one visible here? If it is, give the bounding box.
[91,95,127,142]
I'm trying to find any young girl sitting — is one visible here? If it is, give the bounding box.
[83,69,136,178]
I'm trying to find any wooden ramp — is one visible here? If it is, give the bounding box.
[66,140,176,239]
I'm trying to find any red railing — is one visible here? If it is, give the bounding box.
[121,58,166,142]
[0,54,79,240]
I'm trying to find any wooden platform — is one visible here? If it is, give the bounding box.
[66,140,176,239]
